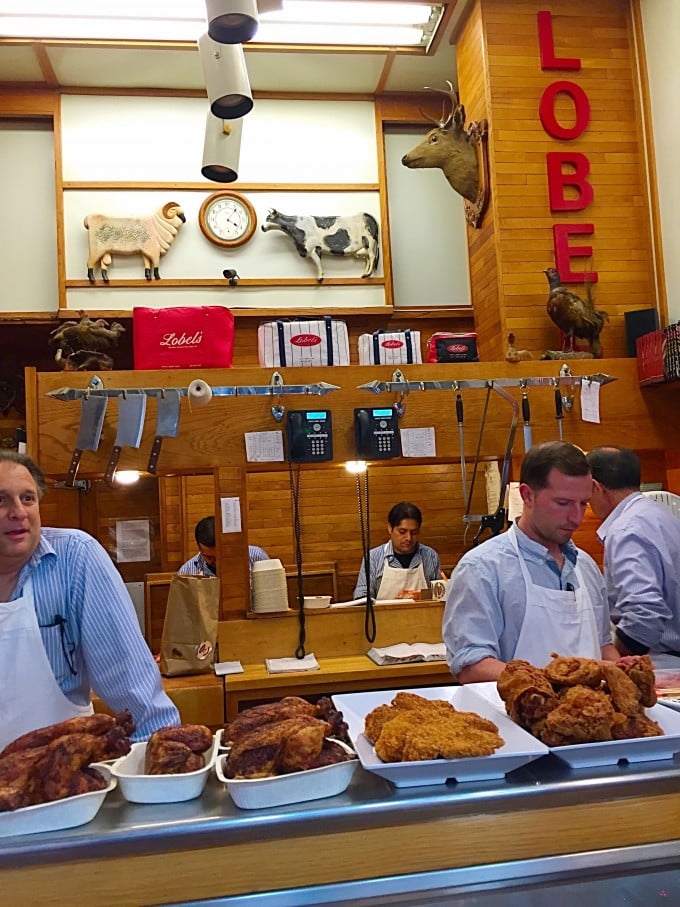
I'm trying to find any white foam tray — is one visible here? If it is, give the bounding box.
[111,736,217,804]
[216,740,357,809]
[0,765,115,838]
[332,686,549,787]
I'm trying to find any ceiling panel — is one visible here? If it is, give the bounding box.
[246,49,388,94]
[0,45,45,82]
[46,45,205,91]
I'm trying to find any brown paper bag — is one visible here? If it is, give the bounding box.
[159,575,220,676]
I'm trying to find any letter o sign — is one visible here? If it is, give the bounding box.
[539,80,590,140]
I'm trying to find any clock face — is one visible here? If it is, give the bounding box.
[199,191,257,247]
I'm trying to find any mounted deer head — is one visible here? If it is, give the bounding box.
[401,81,479,203]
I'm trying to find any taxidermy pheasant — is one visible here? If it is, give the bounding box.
[544,267,609,358]
[49,314,126,371]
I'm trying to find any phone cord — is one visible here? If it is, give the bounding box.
[357,470,376,643]
[289,460,307,659]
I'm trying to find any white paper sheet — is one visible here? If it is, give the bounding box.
[265,654,320,673]
[506,482,523,523]
[115,519,150,563]
[214,661,244,676]
[580,380,601,423]
[220,497,242,533]
[400,427,436,458]
[245,431,284,462]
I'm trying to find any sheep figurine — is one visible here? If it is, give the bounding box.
[84,201,186,282]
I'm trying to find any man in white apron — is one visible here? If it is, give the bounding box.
[0,451,179,749]
[443,442,619,683]
[353,502,443,601]
[587,446,680,670]
[178,515,268,576]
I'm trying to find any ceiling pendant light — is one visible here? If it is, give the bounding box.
[198,33,254,119]
[205,0,259,44]
[201,113,243,182]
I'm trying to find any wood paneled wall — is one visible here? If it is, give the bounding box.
[28,360,680,617]
[456,0,658,360]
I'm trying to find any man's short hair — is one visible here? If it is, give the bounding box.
[195,516,215,547]
[0,450,47,499]
[587,446,641,490]
[520,441,590,490]
[388,501,422,527]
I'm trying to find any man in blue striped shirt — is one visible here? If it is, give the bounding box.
[178,515,269,576]
[353,502,442,601]
[0,451,179,746]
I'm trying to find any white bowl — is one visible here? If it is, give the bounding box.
[215,741,357,809]
[111,737,217,804]
[303,595,332,610]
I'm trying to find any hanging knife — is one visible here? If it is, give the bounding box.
[455,392,468,503]
[66,394,108,487]
[147,389,181,475]
[554,387,564,440]
[521,384,532,452]
[104,391,147,485]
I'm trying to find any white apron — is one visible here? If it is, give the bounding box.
[0,577,92,750]
[376,544,428,600]
[509,525,600,666]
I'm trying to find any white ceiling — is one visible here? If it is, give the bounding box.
[0,3,468,96]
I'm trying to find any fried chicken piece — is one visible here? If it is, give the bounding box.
[0,748,47,811]
[497,661,558,730]
[619,655,657,708]
[391,692,453,714]
[373,712,422,763]
[145,739,205,775]
[36,734,112,803]
[400,714,504,762]
[539,685,617,746]
[364,704,398,744]
[601,663,642,717]
[224,697,318,744]
[544,654,603,688]
[226,717,330,779]
[317,697,351,744]
[611,712,664,740]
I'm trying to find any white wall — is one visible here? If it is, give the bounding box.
[640,0,680,323]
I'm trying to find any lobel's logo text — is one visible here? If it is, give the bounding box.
[160,331,203,348]
[447,343,468,354]
[381,339,404,349]
[291,333,322,347]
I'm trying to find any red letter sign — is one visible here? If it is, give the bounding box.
[539,81,590,139]
[553,224,598,283]
[547,152,594,211]
[537,11,581,70]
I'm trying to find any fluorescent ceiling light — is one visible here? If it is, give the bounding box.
[0,1,443,49]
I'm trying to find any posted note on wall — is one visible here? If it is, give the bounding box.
[220,497,242,533]
[400,427,436,457]
[115,519,151,563]
[580,381,601,423]
[245,431,284,462]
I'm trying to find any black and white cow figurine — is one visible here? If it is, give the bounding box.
[261,210,379,281]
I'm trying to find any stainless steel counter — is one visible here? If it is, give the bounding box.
[2,751,679,869]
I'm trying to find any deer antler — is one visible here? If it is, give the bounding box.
[422,79,459,128]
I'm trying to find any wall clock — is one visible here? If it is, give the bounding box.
[198,191,257,248]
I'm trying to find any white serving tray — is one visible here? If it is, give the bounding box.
[216,740,358,809]
[331,686,549,788]
[111,736,217,804]
[469,680,680,768]
[0,765,115,838]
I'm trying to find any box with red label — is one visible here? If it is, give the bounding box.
[358,330,422,365]
[133,306,234,369]
[426,332,479,363]
[257,317,350,367]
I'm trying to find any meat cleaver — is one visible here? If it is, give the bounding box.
[147,389,181,474]
[104,391,147,485]
[66,394,108,487]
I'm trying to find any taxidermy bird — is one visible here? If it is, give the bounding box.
[544,267,609,358]
[49,314,125,371]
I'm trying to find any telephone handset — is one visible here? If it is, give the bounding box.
[354,407,401,459]
[286,410,333,462]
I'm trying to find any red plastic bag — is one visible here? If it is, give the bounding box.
[133,306,234,369]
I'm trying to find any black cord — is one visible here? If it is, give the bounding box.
[289,459,306,658]
[356,470,376,643]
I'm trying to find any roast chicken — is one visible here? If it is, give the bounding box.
[144,724,213,775]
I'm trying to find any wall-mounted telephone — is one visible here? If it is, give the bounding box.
[354,407,401,459]
[286,410,334,462]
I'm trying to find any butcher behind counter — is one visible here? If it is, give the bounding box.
[0,451,179,749]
